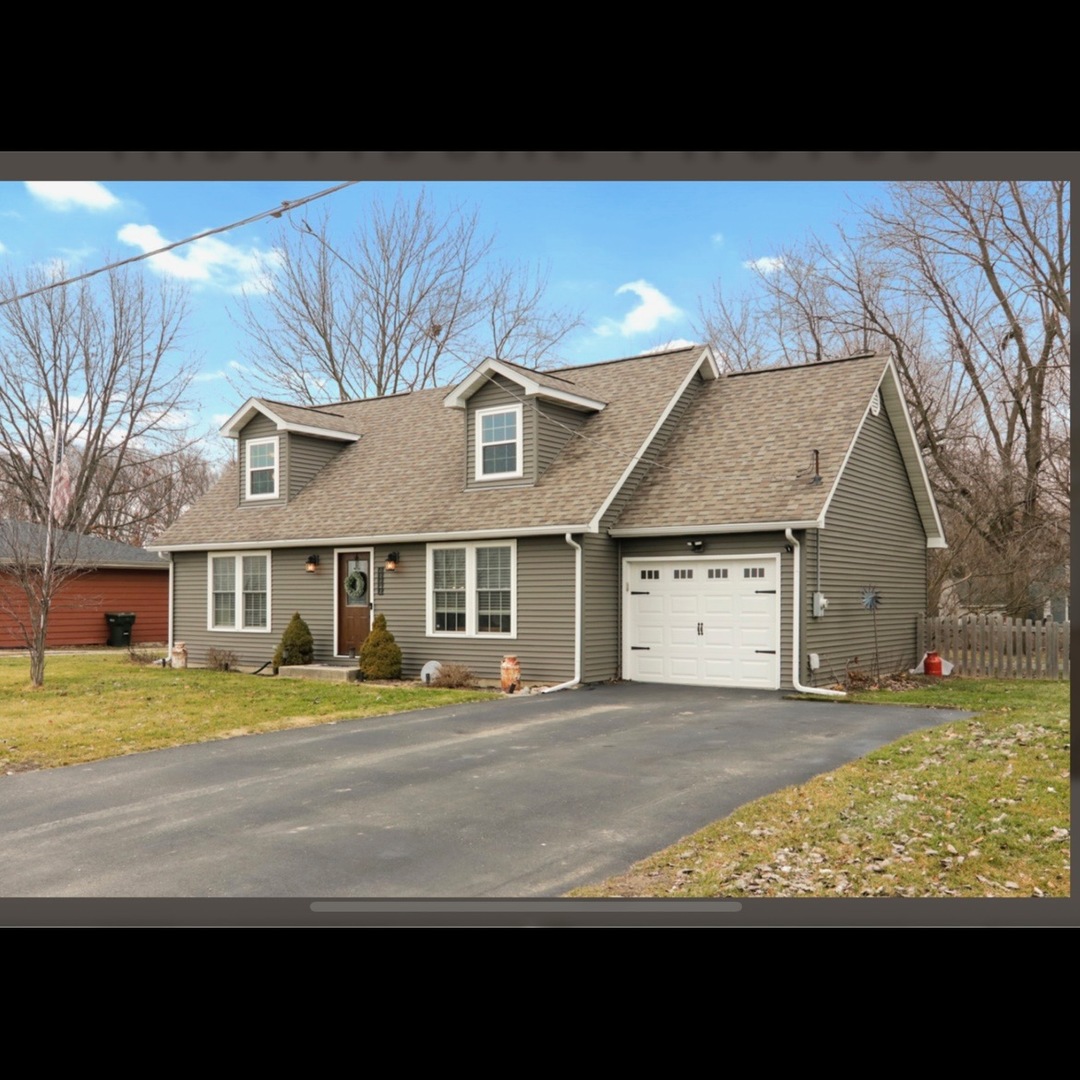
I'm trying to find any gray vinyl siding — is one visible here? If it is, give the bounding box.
[580,373,705,683]
[619,533,794,688]
[464,377,536,488]
[803,400,927,686]
[287,434,343,499]
[237,415,285,507]
[372,536,576,682]
[172,547,336,666]
[536,401,588,478]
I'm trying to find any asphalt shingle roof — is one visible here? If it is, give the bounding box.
[612,353,889,530]
[155,346,709,547]
[0,521,164,566]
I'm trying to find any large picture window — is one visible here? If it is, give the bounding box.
[427,542,516,636]
[246,437,279,499]
[208,552,271,631]
[475,405,523,480]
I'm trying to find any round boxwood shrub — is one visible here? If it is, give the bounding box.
[273,611,315,668]
[359,613,402,680]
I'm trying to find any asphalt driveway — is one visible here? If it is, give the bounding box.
[0,683,967,898]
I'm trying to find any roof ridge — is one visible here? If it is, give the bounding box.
[727,352,888,378]
[547,344,702,375]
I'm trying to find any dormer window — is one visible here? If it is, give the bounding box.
[476,404,523,480]
[246,437,279,499]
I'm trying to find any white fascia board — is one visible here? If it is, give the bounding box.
[816,360,946,548]
[443,358,605,412]
[219,398,359,442]
[219,398,266,438]
[147,523,592,553]
[589,347,720,533]
[609,520,821,538]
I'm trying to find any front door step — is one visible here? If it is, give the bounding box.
[277,664,361,683]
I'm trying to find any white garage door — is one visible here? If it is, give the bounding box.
[624,557,780,689]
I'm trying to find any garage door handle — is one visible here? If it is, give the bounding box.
[755,649,776,654]
[630,646,650,650]
[630,591,650,595]
[755,589,776,594]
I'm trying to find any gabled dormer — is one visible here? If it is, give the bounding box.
[443,359,607,489]
[220,399,362,507]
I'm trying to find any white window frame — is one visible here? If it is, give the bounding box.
[245,436,279,500]
[475,404,523,481]
[426,540,517,638]
[207,551,272,633]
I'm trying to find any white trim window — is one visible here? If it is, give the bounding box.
[427,541,516,636]
[208,551,272,632]
[246,436,279,499]
[475,404,523,480]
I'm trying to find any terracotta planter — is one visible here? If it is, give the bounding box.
[501,655,521,693]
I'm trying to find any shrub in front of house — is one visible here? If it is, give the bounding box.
[359,613,403,679]
[205,647,240,672]
[273,612,315,668]
[431,663,474,688]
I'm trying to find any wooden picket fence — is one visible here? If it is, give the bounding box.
[917,615,1070,680]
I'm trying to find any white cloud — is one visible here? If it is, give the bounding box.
[0,240,6,254]
[596,279,682,338]
[711,232,725,245]
[194,369,228,383]
[743,256,784,274]
[117,223,282,293]
[26,181,119,211]
[212,413,233,427]
[228,360,249,372]
[639,339,697,355]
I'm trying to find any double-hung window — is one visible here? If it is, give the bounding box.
[428,541,516,636]
[209,552,271,631]
[475,405,522,480]
[246,437,279,499]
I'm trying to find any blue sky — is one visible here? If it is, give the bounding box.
[0,178,888,453]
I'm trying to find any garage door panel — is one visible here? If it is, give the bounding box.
[627,557,780,689]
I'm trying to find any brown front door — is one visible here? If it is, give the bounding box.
[337,551,372,656]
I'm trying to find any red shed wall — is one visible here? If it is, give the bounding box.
[0,568,169,647]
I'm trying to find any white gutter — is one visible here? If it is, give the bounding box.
[543,533,582,693]
[610,519,820,538]
[148,523,593,554]
[785,528,846,698]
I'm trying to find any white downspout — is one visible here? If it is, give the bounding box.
[543,533,582,693]
[786,528,846,698]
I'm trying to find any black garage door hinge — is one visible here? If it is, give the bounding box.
[755,589,777,594]
[631,646,651,650]
[755,649,777,654]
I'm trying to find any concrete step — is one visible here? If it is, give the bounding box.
[277,664,362,683]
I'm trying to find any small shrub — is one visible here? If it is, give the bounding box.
[274,612,315,668]
[431,663,474,689]
[205,647,239,672]
[359,613,402,680]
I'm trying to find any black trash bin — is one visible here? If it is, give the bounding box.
[105,612,136,647]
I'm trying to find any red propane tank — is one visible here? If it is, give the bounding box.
[925,650,943,677]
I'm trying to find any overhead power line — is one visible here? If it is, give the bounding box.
[0,180,360,309]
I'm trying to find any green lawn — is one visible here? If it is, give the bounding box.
[0,652,496,772]
[568,678,1070,899]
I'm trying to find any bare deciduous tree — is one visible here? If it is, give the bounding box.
[234,190,583,404]
[0,265,195,685]
[697,180,1070,619]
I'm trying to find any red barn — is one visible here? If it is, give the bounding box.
[0,524,168,648]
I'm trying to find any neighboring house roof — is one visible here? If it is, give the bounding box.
[151,346,945,551]
[0,521,165,568]
[611,352,945,546]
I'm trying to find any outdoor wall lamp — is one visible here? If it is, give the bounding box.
[305,553,320,573]
[385,552,400,572]
[686,540,704,552]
